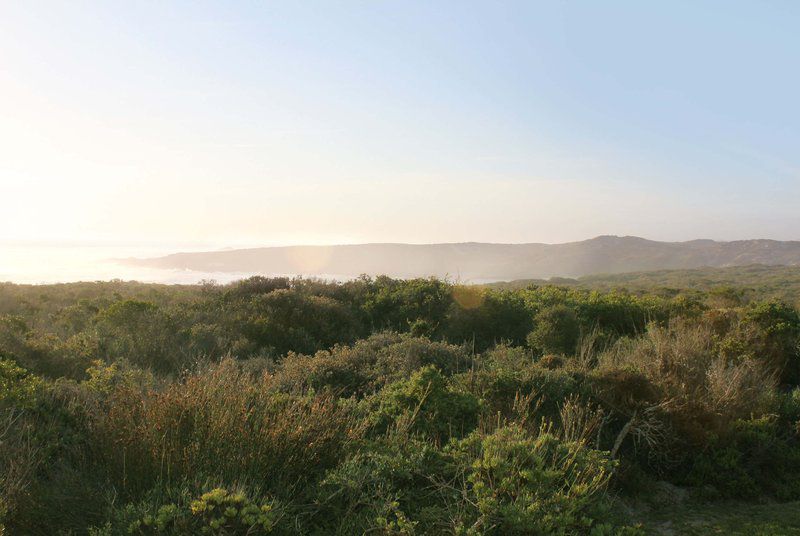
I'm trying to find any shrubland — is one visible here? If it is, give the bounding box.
[0,275,799,534]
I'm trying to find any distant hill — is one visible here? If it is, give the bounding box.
[126,236,800,282]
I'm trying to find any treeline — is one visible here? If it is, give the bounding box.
[1,276,799,534]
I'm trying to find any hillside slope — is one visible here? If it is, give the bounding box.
[127,236,800,281]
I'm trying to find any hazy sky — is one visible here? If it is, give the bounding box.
[1,1,798,247]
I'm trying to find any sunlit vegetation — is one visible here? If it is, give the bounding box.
[1,275,799,534]
[489,264,800,306]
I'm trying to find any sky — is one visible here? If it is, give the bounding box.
[1,1,799,248]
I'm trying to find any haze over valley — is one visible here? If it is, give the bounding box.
[126,235,800,283]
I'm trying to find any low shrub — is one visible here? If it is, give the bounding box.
[528,305,580,356]
[90,486,279,535]
[448,424,617,534]
[133,488,277,535]
[480,344,534,370]
[369,366,480,443]
[0,359,41,408]
[273,333,471,398]
[453,365,584,423]
[538,354,565,370]
[313,438,451,534]
[686,417,800,500]
[597,322,777,448]
[1,376,104,533]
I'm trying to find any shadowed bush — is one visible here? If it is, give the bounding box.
[687,417,800,500]
[273,332,471,397]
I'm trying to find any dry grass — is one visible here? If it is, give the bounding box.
[91,359,366,499]
[0,409,45,529]
[558,395,605,447]
[596,321,778,451]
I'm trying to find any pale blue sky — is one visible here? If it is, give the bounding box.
[1,1,798,246]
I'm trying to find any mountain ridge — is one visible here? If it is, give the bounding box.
[126,236,800,282]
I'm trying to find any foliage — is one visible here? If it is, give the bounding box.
[273,332,471,397]
[0,359,41,408]
[363,277,452,334]
[240,289,362,358]
[370,366,480,443]
[314,439,448,534]
[0,276,799,533]
[686,417,800,500]
[92,359,365,500]
[449,424,616,534]
[95,300,184,372]
[527,304,581,355]
[128,487,278,535]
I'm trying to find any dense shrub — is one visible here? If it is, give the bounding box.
[1,376,104,534]
[363,277,453,334]
[445,290,532,350]
[598,322,777,446]
[273,332,471,397]
[0,278,798,534]
[0,359,41,408]
[315,424,627,535]
[0,360,43,532]
[95,300,185,373]
[314,438,451,534]
[88,486,279,536]
[449,424,617,534]
[240,289,362,357]
[528,305,580,355]
[0,316,84,379]
[370,366,480,443]
[721,300,800,384]
[454,363,584,422]
[275,347,371,398]
[480,344,534,370]
[686,417,800,500]
[589,368,660,415]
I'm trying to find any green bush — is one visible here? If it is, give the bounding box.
[370,366,480,442]
[274,333,471,398]
[454,364,583,422]
[90,487,278,535]
[449,424,617,534]
[687,417,800,500]
[84,359,156,396]
[363,277,453,334]
[480,344,534,370]
[241,289,362,357]
[528,305,580,356]
[778,388,800,434]
[0,359,41,408]
[444,290,532,350]
[314,439,450,534]
[1,378,103,534]
[2,277,799,534]
[135,488,277,535]
[95,300,185,372]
